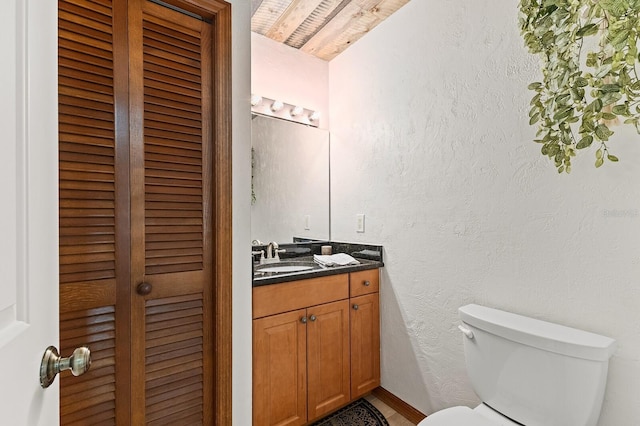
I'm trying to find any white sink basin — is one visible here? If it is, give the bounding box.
[254,260,318,274]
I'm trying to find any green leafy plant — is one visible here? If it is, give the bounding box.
[519,0,640,172]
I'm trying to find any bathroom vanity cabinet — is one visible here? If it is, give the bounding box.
[252,269,380,426]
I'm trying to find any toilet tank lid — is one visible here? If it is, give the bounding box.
[459,304,617,361]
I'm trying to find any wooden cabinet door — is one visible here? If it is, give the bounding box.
[350,293,380,398]
[253,310,307,426]
[307,300,351,422]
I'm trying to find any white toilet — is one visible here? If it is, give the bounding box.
[419,304,617,426]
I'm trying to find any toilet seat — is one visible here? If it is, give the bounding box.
[418,407,497,426]
[418,405,520,426]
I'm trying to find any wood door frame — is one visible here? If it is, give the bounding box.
[144,1,233,423]
[210,2,232,424]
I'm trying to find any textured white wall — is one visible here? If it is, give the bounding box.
[230,1,253,425]
[251,116,330,243]
[251,32,330,129]
[328,1,640,424]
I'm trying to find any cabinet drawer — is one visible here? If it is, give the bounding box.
[349,269,379,297]
[253,274,349,319]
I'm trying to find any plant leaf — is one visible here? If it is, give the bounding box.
[576,135,594,149]
[576,23,598,37]
[601,84,621,93]
[575,77,589,87]
[529,112,541,125]
[595,124,613,141]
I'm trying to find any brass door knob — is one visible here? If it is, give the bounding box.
[40,346,91,388]
[353,304,359,310]
[363,280,370,286]
[309,315,317,322]
[301,316,308,324]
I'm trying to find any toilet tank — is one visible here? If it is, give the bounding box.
[459,304,616,426]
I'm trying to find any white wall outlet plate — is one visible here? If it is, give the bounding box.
[356,214,365,233]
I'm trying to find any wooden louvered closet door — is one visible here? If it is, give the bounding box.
[58,0,228,424]
[129,1,213,423]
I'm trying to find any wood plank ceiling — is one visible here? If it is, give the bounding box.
[251,0,411,61]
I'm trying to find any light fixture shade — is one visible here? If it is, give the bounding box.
[249,96,319,127]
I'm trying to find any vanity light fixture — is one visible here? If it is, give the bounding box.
[250,94,263,106]
[270,100,284,112]
[250,95,319,128]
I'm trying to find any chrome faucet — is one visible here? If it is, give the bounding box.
[265,242,286,263]
[251,250,265,264]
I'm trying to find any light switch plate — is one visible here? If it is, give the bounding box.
[304,215,310,230]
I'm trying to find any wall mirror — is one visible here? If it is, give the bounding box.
[251,114,330,244]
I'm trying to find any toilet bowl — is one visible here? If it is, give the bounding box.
[418,304,617,426]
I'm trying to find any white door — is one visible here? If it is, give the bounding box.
[0,0,60,424]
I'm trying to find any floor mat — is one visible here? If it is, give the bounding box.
[310,398,390,426]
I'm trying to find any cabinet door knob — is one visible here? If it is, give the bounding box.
[363,280,370,287]
[300,316,307,324]
[353,304,359,310]
[137,282,152,296]
[309,315,317,322]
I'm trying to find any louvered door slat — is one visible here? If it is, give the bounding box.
[145,95,201,114]
[144,135,201,150]
[146,184,201,194]
[145,127,202,144]
[59,142,114,157]
[59,193,115,205]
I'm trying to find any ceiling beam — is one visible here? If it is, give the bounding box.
[265,0,326,43]
[252,0,295,35]
[301,0,410,60]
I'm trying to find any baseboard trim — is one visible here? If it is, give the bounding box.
[372,386,427,424]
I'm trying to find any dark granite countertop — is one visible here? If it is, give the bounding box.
[252,241,383,287]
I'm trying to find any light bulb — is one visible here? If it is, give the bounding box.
[309,111,320,121]
[291,106,304,117]
[271,100,284,112]
[250,94,263,106]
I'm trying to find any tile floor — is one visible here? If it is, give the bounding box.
[365,394,418,426]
